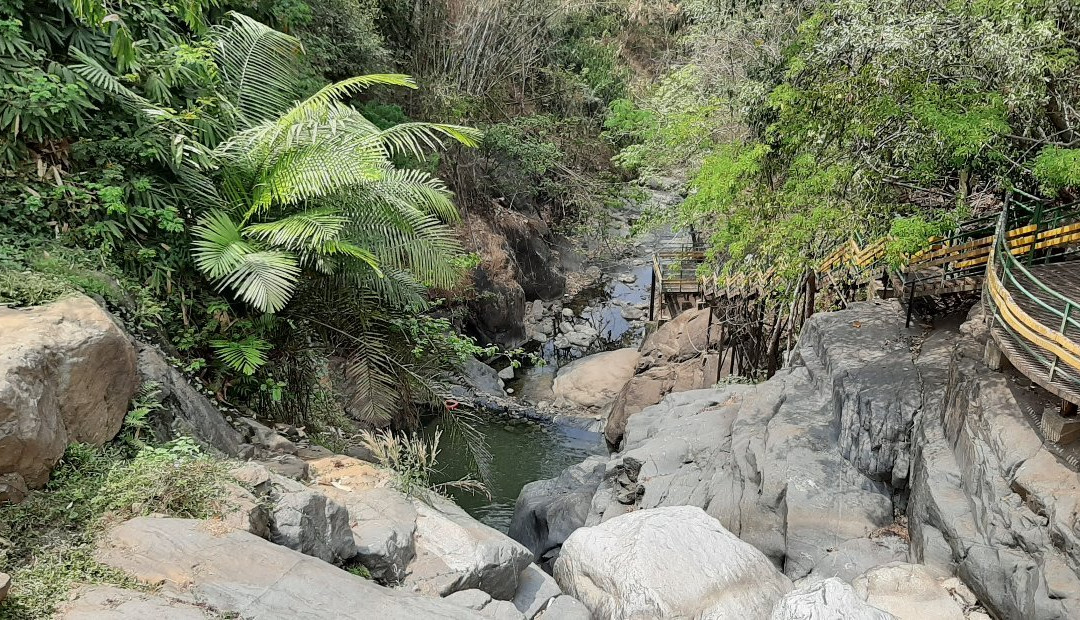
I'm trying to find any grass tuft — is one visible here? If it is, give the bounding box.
[0,438,230,619]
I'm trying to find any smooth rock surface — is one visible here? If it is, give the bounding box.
[0,295,137,488]
[769,578,894,620]
[61,586,209,619]
[851,563,964,620]
[96,517,484,618]
[554,506,791,619]
[404,494,532,599]
[512,563,562,618]
[552,348,641,409]
[536,595,592,620]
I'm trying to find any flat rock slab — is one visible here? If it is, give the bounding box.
[61,586,210,619]
[96,517,484,619]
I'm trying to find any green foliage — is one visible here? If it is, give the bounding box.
[93,437,229,520]
[886,215,960,266]
[1033,147,1080,194]
[359,428,488,499]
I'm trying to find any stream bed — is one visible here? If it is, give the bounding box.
[432,187,684,532]
[426,416,604,532]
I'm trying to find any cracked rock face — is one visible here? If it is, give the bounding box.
[515,300,1080,619]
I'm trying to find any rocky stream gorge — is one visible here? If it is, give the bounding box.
[3,187,1080,619]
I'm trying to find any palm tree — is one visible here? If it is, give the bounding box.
[193,14,481,314]
[188,14,491,445]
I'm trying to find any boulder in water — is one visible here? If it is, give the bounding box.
[552,348,641,409]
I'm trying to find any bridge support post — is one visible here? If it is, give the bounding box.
[984,339,1005,371]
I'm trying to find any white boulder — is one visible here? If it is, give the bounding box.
[554,506,791,619]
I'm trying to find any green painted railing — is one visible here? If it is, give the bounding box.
[986,200,1080,404]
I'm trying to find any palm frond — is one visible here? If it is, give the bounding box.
[214,11,305,127]
[219,250,301,313]
[192,211,256,279]
[377,122,483,160]
[211,337,272,375]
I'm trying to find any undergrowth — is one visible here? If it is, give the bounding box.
[0,438,230,619]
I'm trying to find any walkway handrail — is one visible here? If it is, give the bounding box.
[987,201,1080,396]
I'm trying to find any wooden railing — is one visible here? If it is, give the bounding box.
[985,203,1080,410]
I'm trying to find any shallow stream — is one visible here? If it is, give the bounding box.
[434,188,684,531]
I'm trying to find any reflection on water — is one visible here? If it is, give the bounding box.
[425,416,604,532]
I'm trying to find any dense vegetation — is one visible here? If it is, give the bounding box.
[615,0,1080,282]
[605,0,1080,375]
[0,0,670,436]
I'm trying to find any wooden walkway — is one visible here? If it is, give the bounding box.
[649,196,1080,431]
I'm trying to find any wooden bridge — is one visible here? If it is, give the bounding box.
[650,194,1080,428]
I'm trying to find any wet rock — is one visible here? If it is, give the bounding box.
[509,458,606,566]
[552,348,641,409]
[95,517,484,618]
[0,295,138,489]
[617,273,637,284]
[554,506,791,619]
[769,578,893,620]
[498,366,516,381]
[459,358,508,398]
[562,308,575,318]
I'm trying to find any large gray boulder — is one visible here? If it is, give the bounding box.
[267,474,357,564]
[554,506,791,619]
[336,486,418,582]
[769,578,894,620]
[136,342,244,457]
[95,517,484,618]
[404,494,533,600]
[0,295,137,490]
[459,358,508,397]
[508,457,605,568]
